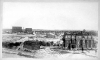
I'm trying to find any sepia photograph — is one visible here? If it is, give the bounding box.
[1,0,98,60]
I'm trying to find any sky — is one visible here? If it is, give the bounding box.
[3,2,98,30]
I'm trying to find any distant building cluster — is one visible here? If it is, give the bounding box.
[3,26,33,34]
[2,26,98,39]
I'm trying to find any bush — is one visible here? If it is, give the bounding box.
[2,41,11,48]
[2,41,21,49]
[23,41,40,50]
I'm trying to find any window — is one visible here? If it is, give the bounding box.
[84,36,88,39]
[65,35,68,39]
[65,35,71,39]
[76,36,82,39]
[88,36,91,39]
[72,36,75,39]
[68,35,71,38]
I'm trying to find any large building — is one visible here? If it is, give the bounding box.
[24,28,33,34]
[12,26,23,33]
[62,31,97,50]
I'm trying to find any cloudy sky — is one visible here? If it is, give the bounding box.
[3,2,98,30]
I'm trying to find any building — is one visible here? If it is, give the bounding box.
[24,28,33,34]
[62,30,97,50]
[12,26,23,33]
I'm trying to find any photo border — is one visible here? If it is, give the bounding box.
[0,0,99,60]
